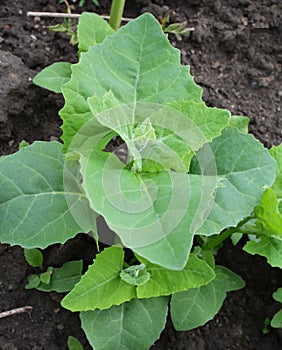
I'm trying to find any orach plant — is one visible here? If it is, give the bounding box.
[0,10,281,350]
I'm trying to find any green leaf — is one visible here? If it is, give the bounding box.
[273,288,282,303]
[270,144,282,199]
[24,248,43,267]
[0,141,91,248]
[61,247,136,311]
[80,149,217,270]
[271,309,282,328]
[243,236,282,269]
[25,274,40,289]
[228,115,250,133]
[67,336,84,350]
[77,12,115,54]
[80,297,169,350]
[191,128,276,235]
[33,62,72,93]
[40,270,52,285]
[271,289,282,328]
[38,260,83,293]
[60,13,202,151]
[135,253,215,298]
[254,188,282,238]
[170,266,245,331]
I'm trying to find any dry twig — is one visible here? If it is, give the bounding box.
[27,11,132,22]
[0,306,33,319]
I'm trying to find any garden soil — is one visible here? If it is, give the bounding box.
[0,0,282,349]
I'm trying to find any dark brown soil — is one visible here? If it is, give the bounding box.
[0,0,282,349]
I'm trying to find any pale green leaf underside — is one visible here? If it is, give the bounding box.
[136,253,215,298]
[80,297,169,350]
[0,141,88,248]
[243,236,282,269]
[170,266,245,331]
[78,12,115,53]
[61,247,136,311]
[270,143,282,199]
[60,13,202,151]
[192,128,276,235]
[33,62,72,93]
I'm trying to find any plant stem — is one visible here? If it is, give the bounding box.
[109,0,126,30]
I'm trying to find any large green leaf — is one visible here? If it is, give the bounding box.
[0,142,91,248]
[136,253,215,298]
[33,62,72,93]
[61,247,136,311]
[80,149,217,270]
[60,13,202,151]
[243,236,282,269]
[191,128,276,235]
[80,297,168,350]
[270,144,282,199]
[170,266,245,331]
[77,12,115,53]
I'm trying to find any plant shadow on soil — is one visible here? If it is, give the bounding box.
[0,0,282,349]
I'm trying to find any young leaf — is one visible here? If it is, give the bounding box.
[25,274,40,289]
[77,12,115,53]
[120,264,150,286]
[61,247,136,311]
[269,144,282,199]
[170,266,245,331]
[33,62,72,93]
[135,253,215,298]
[60,13,202,151]
[40,270,52,285]
[24,248,43,267]
[37,260,83,293]
[80,297,169,350]
[67,336,84,350]
[243,236,282,269]
[0,141,92,248]
[254,188,282,238]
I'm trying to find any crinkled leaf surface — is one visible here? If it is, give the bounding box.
[0,141,91,248]
[80,297,169,350]
[77,12,115,53]
[170,266,245,331]
[61,247,136,311]
[254,188,282,238]
[243,236,282,269]
[60,13,202,151]
[136,253,215,298]
[270,144,282,198]
[87,98,230,173]
[37,260,83,293]
[191,128,276,235]
[33,62,72,93]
